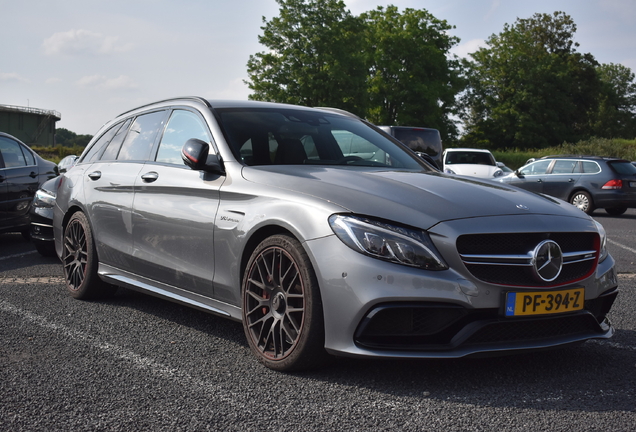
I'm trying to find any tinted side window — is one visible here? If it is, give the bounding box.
[520,160,551,175]
[581,161,601,174]
[0,136,27,168]
[117,111,166,161]
[156,110,211,165]
[20,145,36,166]
[551,160,577,174]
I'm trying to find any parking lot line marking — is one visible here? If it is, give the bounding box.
[607,238,636,255]
[0,299,239,403]
[0,250,37,261]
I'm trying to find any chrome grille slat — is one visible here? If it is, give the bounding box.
[456,233,598,287]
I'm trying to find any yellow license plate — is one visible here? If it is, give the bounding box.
[505,288,584,317]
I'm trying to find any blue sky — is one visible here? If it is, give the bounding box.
[2,0,635,135]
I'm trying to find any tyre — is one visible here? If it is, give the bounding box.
[34,240,56,257]
[570,191,594,215]
[605,207,627,216]
[242,234,329,371]
[62,212,116,299]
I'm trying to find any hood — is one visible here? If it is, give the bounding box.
[241,166,588,230]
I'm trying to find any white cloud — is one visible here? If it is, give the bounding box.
[450,38,486,59]
[0,72,30,83]
[76,74,138,90]
[100,75,138,90]
[42,29,133,56]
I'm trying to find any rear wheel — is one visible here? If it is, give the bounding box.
[570,191,594,214]
[605,207,627,216]
[242,234,329,371]
[62,212,116,299]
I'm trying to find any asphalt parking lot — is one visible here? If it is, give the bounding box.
[1,211,635,431]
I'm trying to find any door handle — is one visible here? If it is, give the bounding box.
[141,172,159,183]
[29,171,37,178]
[88,171,102,180]
[536,179,542,183]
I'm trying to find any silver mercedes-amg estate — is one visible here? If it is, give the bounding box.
[53,97,618,371]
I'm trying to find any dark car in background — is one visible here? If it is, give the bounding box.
[377,126,442,169]
[0,132,58,237]
[497,155,636,215]
[29,176,60,256]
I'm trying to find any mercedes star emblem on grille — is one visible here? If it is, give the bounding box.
[532,240,563,282]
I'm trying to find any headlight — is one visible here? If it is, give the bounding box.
[493,169,504,177]
[595,220,608,263]
[328,214,448,270]
[33,188,56,208]
[444,168,455,174]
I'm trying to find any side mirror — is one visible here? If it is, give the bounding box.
[181,139,224,174]
[515,169,524,178]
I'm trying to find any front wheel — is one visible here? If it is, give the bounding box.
[242,235,329,371]
[570,191,594,215]
[62,212,116,299]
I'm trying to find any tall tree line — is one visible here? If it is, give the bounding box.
[246,1,636,149]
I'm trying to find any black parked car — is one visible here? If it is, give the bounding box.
[0,132,58,236]
[29,176,60,256]
[498,155,636,215]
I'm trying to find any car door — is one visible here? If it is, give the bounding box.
[506,159,552,194]
[0,135,39,231]
[83,110,168,272]
[542,159,581,200]
[131,109,224,297]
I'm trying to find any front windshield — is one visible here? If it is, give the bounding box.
[216,108,428,170]
[445,151,495,166]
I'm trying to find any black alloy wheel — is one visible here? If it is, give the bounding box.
[242,235,328,371]
[62,212,115,299]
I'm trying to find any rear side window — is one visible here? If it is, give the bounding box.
[20,145,36,166]
[581,161,601,174]
[117,111,167,161]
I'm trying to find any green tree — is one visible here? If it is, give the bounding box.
[246,0,367,114]
[361,6,463,141]
[460,12,602,149]
[593,63,636,138]
[55,128,92,147]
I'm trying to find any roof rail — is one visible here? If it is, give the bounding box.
[117,96,211,117]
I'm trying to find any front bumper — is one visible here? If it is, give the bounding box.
[305,215,618,359]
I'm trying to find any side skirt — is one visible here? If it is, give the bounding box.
[98,263,242,321]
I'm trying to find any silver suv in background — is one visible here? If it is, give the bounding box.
[53,98,618,371]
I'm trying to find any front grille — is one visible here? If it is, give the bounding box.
[456,232,598,287]
[355,296,614,351]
